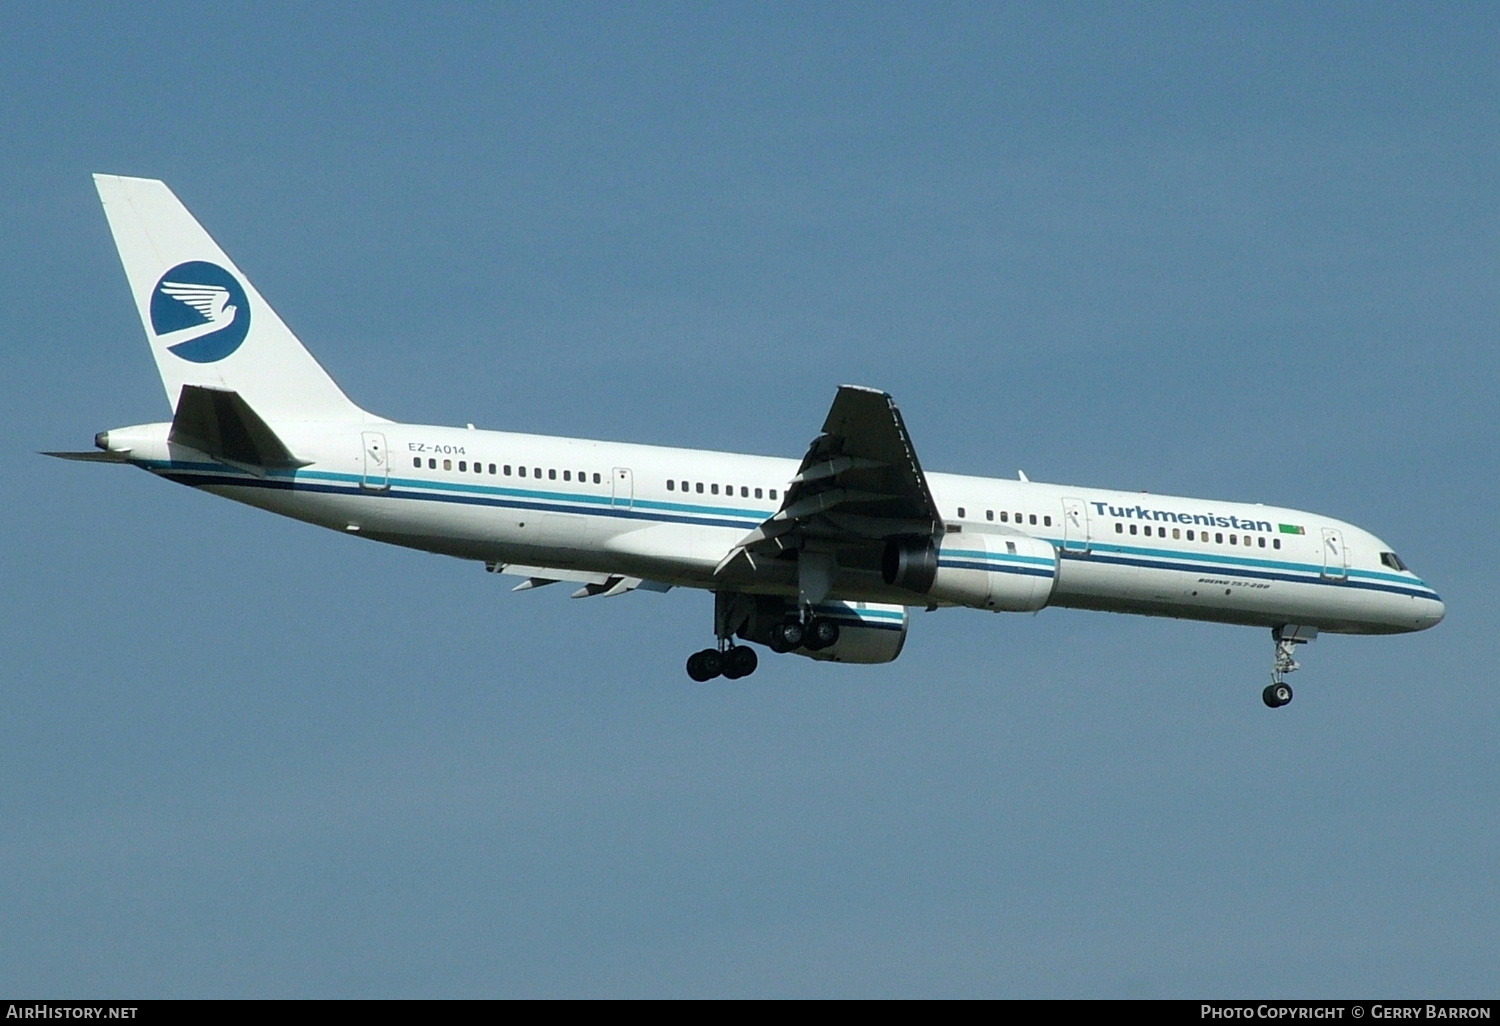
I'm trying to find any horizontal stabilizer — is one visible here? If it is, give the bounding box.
[169,384,307,475]
[42,450,132,462]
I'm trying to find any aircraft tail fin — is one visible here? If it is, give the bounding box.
[93,174,370,424]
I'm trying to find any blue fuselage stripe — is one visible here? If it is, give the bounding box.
[938,559,1056,579]
[149,461,1440,603]
[157,464,766,530]
[1056,547,1439,602]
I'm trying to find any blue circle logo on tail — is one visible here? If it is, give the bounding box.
[149,261,251,363]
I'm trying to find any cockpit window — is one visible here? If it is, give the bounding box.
[1380,551,1409,572]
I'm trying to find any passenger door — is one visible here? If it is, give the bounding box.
[1061,497,1091,553]
[360,431,389,491]
[1321,527,1348,580]
[611,467,634,508]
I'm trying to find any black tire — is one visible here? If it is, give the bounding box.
[698,649,723,680]
[807,617,840,650]
[776,620,805,649]
[687,651,712,682]
[1262,682,1293,708]
[767,633,791,654]
[724,646,758,679]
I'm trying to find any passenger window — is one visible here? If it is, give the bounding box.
[488,464,496,474]
[1172,528,1180,540]
[741,486,749,498]
[458,461,466,472]
[592,473,601,484]
[503,465,511,476]
[1044,516,1052,527]
[1274,538,1281,550]
[666,479,674,491]
[1000,511,1009,523]
[549,469,557,480]
[1129,524,1138,535]
[564,470,572,482]
[1186,530,1194,540]
[519,466,526,477]
[1029,514,1037,525]
[413,457,421,468]
[475,463,482,475]
[1229,534,1237,545]
[443,459,452,471]
[1258,537,1266,548]
[986,510,994,521]
[957,507,966,518]
[770,489,778,500]
[754,487,763,499]
[1116,523,1123,533]
[534,468,541,479]
[428,458,436,469]
[1215,533,1223,544]
[711,484,719,495]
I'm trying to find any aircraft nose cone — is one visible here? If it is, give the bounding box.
[1418,595,1445,629]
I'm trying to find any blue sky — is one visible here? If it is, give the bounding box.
[3,2,1496,997]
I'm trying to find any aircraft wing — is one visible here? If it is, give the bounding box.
[717,385,943,582]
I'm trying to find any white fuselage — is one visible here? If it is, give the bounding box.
[107,419,1445,637]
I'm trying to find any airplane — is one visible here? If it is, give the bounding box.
[48,175,1445,708]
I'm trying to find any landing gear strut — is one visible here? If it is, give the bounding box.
[1263,625,1317,708]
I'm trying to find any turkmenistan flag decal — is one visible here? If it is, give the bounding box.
[1279,524,1305,535]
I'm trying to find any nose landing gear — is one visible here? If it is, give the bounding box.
[1262,681,1294,708]
[1263,625,1317,708]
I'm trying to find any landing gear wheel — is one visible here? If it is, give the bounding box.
[722,646,758,679]
[804,617,840,651]
[1262,682,1293,708]
[686,649,723,682]
[774,620,805,650]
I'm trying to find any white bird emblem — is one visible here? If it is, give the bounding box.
[159,281,237,332]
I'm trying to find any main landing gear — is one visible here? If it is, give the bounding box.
[686,644,758,682]
[1263,624,1318,708]
[684,611,841,681]
[765,615,840,654]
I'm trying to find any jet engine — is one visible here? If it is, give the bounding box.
[882,532,1057,612]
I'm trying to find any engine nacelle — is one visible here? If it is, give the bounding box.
[883,533,1057,612]
[736,596,908,664]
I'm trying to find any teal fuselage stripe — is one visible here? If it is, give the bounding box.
[146,460,1439,602]
[1051,539,1439,601]
[154,461,767,530]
